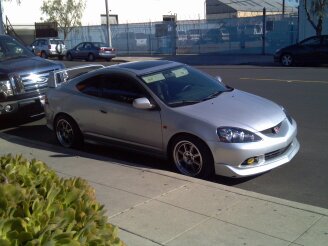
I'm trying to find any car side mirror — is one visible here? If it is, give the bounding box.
[133,97,155,110]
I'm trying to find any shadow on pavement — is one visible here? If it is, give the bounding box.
[1,119,259,187]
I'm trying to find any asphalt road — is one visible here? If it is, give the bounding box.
[1,62,328,209]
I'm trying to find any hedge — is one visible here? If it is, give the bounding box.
[0,154,125,246]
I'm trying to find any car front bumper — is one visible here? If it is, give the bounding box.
[0,95,45,117]
[207,118,299,177]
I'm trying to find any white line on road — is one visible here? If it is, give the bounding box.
[240,78,328,84]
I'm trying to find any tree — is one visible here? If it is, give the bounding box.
[0,0,21,34]
[40,0,86,40]
[304,0,328,36]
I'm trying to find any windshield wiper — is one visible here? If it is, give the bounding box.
[168,100,202,107]
[202,91,223,101]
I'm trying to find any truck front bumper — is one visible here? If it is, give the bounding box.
[0,95,45,117]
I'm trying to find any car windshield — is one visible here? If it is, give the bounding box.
[0,36,33,61]
[141,65,231,107]
[50,39,64,45]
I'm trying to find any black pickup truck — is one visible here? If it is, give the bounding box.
[0,35,64,120]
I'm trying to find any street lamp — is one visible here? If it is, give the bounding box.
[105,0,112,47]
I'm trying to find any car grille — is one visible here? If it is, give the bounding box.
[20,70,51,93]
[265,143,292,161]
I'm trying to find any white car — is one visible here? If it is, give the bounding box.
[29,38,66,60]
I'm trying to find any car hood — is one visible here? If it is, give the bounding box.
[0,56,63,75]
[175,89,285,132]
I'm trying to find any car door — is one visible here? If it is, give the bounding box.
[98,72,163,151]
[71,43,85,59]
[297,36,321,63]
[74,72,163,152]
[83,42,93,59]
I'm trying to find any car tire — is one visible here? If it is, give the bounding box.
[88,53,95,62]
[55,115,83,148]
[58,55,64,60]
[105,58,112,62]
[41,51,48,59]
[66,53,73,61]
[280,53,294,66]
[170,135,214,178]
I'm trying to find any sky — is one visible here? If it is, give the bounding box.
[3,0,205,25]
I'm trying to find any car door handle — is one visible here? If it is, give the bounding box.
[100,109,107,114]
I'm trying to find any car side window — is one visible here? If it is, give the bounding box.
[301,37,321,46]
[76,43,84,51]
[84,43,92,49]
[76,75,102,97]
[101,74,146,104]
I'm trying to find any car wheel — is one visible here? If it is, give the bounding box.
[66,53,73,61]
[41,51,48,59]
[55,115,83,148]
[58,55,64,60]
[88,53,95,62]
[281,54,294,66]
[105,58,112,62]
[170,135,214,178]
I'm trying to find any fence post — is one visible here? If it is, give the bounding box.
[262,7,266,55]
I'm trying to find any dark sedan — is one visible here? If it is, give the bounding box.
[66,42,116,62]
[274,35,328,66]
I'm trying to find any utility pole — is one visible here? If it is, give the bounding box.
[105,0,112,47]
[282,0,285,18]
[0,0,5,34]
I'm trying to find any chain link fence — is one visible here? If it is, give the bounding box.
[10,13,298,56]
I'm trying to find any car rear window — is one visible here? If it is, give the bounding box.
[50,40,64,45]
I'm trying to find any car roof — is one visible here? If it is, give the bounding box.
[112,60,183,76]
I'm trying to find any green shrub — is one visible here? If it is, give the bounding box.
[0,154,125,246]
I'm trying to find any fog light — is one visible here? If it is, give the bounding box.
[4,104,13,112]
[242,157,259,166]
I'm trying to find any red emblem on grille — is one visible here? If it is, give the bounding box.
[273,125,280,134]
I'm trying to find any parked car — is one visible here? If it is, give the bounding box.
[0,35,64,119]
[29,37,66,60]
[45,60,299,179]
[66,42,116,61]
[200,28,230,43]
[274,35,328,66]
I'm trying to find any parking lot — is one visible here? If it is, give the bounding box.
[1,60,328,209]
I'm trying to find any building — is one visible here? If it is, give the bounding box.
[206,0,299,19]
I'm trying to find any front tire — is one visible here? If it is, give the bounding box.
[55,115,83,148]
[170,135,214,178]
[41,51,48,59]
[280,53,294,66]
[66,53,73,61]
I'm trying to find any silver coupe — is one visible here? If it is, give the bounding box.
[45,60,299,178]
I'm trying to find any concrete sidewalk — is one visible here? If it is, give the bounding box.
[1,133,327,246]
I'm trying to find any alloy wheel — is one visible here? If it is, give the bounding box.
[281,54,293,66]
[173,140,203,176]
[56,118,75,148]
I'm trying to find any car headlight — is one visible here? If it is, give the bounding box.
[0,80,13,98]
[217,127,262,143]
